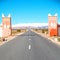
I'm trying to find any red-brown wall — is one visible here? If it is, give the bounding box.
[48,15,58,36]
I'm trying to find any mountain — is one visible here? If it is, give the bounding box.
[12,23,48,29]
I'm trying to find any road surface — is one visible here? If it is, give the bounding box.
[0,30,60,60]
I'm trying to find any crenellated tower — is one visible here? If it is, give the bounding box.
[48,13,58,36]
[2,14,12,38]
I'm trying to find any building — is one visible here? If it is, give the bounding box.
[0,26,2,37]
[0,14,12,38]
[57,24,60,36]
[48,13,58,36]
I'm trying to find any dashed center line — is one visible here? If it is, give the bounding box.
[28,45,31,50]
[26,55,27,56]
[29,39,31,40]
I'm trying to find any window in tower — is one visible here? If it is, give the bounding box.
[4,24,6,28]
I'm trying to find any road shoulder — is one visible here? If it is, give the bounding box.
[0,32,25,46]
[32,30,60,46]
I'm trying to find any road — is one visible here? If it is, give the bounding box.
[0,30,60,60]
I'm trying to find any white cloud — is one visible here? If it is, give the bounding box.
[12,23,48,27]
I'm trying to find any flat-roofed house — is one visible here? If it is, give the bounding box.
[57,24,60,36]
[0,25,2,37]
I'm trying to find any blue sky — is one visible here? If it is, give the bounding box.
[0,0,60,24]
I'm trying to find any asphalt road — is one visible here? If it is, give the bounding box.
[0,30,60,60]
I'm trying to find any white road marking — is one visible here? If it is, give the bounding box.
[29,39,31,40]
[26,55,27,56]
[29,45,31,50]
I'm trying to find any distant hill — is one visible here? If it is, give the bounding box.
[12,23,48,29]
